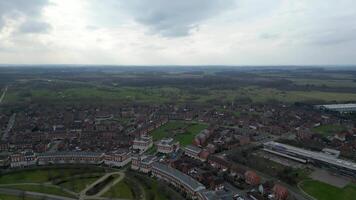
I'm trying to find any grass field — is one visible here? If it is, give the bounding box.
[312,124,347,136]
[0,185,75,198]
[126,171,188,200]
[5,79,356,105]
[58,176,100,193]
[150,120,208,146]
[289,78,356,88]
[4,85,191,104]
[300,180,356,200]
[0,167,105,184]
[0,194,36,200]
[103,179,134,199]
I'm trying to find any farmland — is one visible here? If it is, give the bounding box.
[2,67,356,106]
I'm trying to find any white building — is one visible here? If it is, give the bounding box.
[184,145,202,160]
[37,152,104,165]
[10,151,37,168]
[133,135,153,152]
[131,154,157,173]
[152,162,206,198]
[317,104,356,113]
[156,138,180,154]
[104,150,132,167]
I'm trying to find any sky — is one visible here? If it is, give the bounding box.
[0,0,355,65]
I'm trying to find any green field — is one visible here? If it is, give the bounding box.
[5,79,356,105]
[0,194,36,200]
[0,167,105,184]
[1,185,75,198]
[312,124,347,136]
[300,180,356,200]
[289,78,356,88]
[150,120,208,146]
[4,85,196,104]
[103,179,134,199]
[58,176,100,193]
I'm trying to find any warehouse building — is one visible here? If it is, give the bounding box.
[263,141,356,177]
[317,104,356,113]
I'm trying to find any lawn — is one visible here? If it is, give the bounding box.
[58,176,100,193]
[312,124,347,136]
[150,120,208,146]
[300,180,356,200]
[0,194,36,200]
[103,179,134,199]
[0,167,105,184]
[128,172,184,200]
[6,81,356,105]
[0,185,75,198]
[289,78,356,88]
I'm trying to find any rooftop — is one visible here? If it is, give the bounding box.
[319,104,356,109]
[185,145,202,154]
[157,138,177,146]
[152,162,206,192]
[264,141,356,171]
[38,151,104,157]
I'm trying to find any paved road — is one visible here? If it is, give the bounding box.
[0,188,76,200]
[0,86,7,104]
[1,113,16,141]
[79,172,126,200]
[0,183,77,198]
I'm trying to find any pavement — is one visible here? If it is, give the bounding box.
[0,171,128,200]
[1,113,16,141]
[310,169,350,188]
[0,188,76,200]
[79,171,126,200]
[0,86,7,104]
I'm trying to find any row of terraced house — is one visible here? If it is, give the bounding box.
[8,150,132,168]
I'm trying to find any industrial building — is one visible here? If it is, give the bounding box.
[317,104,356,113]
[263,141,356,178]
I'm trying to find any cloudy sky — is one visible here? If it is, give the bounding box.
[0,0,355,65]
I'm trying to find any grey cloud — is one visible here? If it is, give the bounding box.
[304,27,356,46]
[260,33,279,40]
[18,20,51,34]
[120,0,235,37]
[0,0,50,32]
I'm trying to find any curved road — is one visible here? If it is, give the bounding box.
[0,171,129,200]
[79,171,128,200]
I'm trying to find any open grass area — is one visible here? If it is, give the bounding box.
[289,78,356,88]
[6,78,356,105]
[300,180,356,200]
[0,167,105,184]
[58,176,100,193]
[150,120,208,146]
[103,179,134,199]
[4,85,192,104]
[125,171,186,200]
[312,124,347,136]
[0,194,36,200]
[0,185,75,198]
[234,87,356,103]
